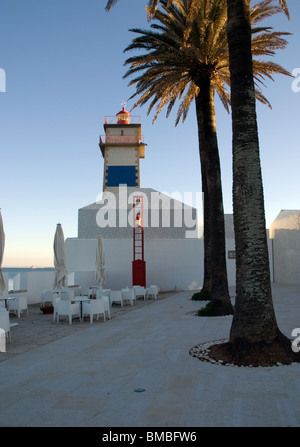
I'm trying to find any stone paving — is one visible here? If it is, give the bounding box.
[0,292,175,362]
[1,284,300,427]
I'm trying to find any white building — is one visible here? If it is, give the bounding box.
[269,210,300,284]
[67,186,206,291]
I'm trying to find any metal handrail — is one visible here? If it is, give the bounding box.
[99,135,144,144]
[104,116,141,125]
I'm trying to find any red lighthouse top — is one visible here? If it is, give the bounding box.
[116,105,131,124]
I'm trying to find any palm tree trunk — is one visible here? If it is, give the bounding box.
[201,169,212,294]
[226,0,299,363]
[195,78,233,316]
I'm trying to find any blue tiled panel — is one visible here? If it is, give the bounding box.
[106,165,138,187]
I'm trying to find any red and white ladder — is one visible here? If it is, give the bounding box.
[132,195,146,286]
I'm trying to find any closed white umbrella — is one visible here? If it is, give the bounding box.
[53,223,67,289]
[0,210,5,295]
[95,233,106,285]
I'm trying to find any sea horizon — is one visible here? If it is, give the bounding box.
[3,267,54,271]
[2,267,55,279]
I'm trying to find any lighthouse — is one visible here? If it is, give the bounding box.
[66,103,202,292]
[99,105,146,192]
[99,105,147,286]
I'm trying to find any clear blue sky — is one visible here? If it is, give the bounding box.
[0,0,299,267]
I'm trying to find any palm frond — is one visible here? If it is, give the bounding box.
[279,0,290,19]
[123,0,290,125]
[105,0,119,12]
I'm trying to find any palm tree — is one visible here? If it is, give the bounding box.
[122,0,290,317]
[125,0,232,315]
[216,0,299,365]
[105,0,299,365]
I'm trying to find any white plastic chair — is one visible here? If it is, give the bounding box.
[102,289,111,298]
[146,285,158,300]
[80,287,90,296]
[8,294,28,318]
[102,296,111,319]
[90,286,99,296]
[41,290,53,306]
[52,295,61,322]
[56,300,81,324]
[96,290,111,319]
[110,290,123,307]
[133,286,146,300]
[73,287,81,297]
[122,288,135,306]
[82,298,106,324]
[59,289,74,300]
[0,309,11,342]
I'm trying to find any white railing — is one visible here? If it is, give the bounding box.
[104,116,141,125]
[99,135,144,144]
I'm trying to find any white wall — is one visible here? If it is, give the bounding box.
[65,237,204,291]
[68,271,96,288]
[268,211,300,284]
[13,272,28,291]
[65,236,239,291]
[0,229,276,307]
[272,229,300,284]
[12,271,56,305]
[2,230,275,307]
[144,239,203,291]
[4,230,274,304]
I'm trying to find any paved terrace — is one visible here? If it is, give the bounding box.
[0,284,300,427]
[0,292,175,363]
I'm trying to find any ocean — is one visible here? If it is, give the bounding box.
[2,267,55,290]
